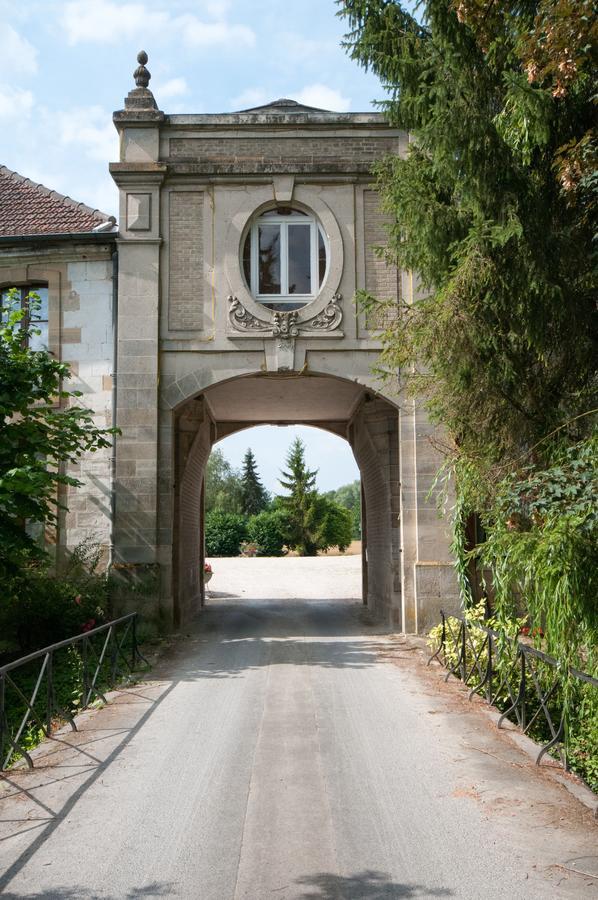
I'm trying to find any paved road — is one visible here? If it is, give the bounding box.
[0,558,596,899]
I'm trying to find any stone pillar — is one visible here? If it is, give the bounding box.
[109,53,166,616]
[350,397,402,627]
[397,272,460,631]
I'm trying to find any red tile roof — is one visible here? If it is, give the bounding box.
[0,166,115,237]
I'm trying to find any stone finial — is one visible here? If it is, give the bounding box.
[133,50,151,88]
[119,49,161,114]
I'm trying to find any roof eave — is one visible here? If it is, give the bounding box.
[0,230,119,246]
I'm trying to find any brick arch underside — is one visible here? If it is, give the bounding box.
[172,389,401,628]
[174,408,212,626]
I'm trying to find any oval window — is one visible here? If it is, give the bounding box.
[242,207,328,312]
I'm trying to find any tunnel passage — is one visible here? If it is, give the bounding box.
[171,372,401,629]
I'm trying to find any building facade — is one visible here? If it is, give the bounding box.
[0,57,460,632]
[108,57,459,631]
[0,165,117,569]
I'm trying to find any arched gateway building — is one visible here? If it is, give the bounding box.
[0,57,459,632]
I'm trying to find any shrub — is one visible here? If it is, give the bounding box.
[247,509,289,557]
[0,540,110,653]
[204,510,247,557]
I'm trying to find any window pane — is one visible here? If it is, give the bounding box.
[258,225,281,294]
[260,300,305,312]
[242,233,251,287]
[273,207,307,217]
[30,286,48,322]
[1,289,21,322]
[29,321,48,351]
[318,230,327,287]
[287,224,311,294]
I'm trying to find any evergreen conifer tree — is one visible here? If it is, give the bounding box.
[278,437,319,556]
[339,0,596,463]
[240,447,269,517]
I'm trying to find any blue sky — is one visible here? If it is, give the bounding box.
[216,425,359,494]
[0,0,388,492]
[0,0,384,216]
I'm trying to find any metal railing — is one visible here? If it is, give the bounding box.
[429,609,598,771]
[0,613,148,770]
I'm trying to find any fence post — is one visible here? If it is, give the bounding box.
[82,636,90,707]
[486,636,493,703]
[0,672,5,765]
[520,651,526,732]
[110,627,118,683]
[461,620,467,682]
[132,614,137,669]
[46,652,53,737]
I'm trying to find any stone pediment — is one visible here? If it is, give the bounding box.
[236,98,331,114]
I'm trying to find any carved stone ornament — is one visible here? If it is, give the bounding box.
[301,293,343,332]
[272,311,299,338]
[134,51,151,88]
[228,294,343,337]
[227,295,270,332]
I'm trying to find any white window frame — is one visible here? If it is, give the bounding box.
[246,209,328,306]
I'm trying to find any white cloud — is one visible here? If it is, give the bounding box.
[0,84,34,119]
[293,84,351,112]
[276,32,339,64]
[61,1,168,44]
[83,176,119,218]
[0,23,38,75]
[61,0,254,48]
[231,88,268,110]
[54,105,119,163]
[203,0,232,17]
[157,76,189,99]
[177,15,254,48]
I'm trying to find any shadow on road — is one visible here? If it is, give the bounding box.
[149,596,391,681]
[295,869,453,898]
[0,884,174,899]
[2,881,175,900]
[158,636,387,680]
[0,684,177,895]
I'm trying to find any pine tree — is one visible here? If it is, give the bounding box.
[339,0,596,463]
[240,448,269,517]
[338,1,598,669]
[278,437,319,556]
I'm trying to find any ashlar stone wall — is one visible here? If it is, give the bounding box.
[0,243,115,565]
[109,90,460,631]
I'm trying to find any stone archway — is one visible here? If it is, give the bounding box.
[169,371,401,628]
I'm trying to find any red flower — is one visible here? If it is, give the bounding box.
[74,595,82,606]
[82,619,96,633]
[204,562,212,573]
[520,626,530,636]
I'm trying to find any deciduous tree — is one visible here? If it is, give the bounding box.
[0,291,113,575]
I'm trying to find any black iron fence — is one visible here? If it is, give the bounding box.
[429,609,598,772]
[0,613,148,770]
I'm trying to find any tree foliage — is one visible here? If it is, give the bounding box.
[247,508,289,556]
[204,510,247,557]
[340,0,596,461]
[204,448,243,514]
[0,291,113,575]
[339,1,597,669]
[278,438,354,555]
[240,447,269,516]
[325,480,361,539]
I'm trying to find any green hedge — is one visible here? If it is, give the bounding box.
[205,510,247,557]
